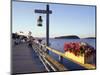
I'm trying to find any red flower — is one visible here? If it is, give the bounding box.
[64,42,95,56]
[64,43,69,51]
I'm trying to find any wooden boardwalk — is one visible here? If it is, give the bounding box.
[12,40,46,74]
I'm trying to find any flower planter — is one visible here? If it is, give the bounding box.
[64,42,96,65]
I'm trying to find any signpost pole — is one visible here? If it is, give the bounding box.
[46,4,49,54]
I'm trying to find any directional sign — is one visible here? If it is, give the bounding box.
[35,9,52,14]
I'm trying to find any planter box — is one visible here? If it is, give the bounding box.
[65,52,85,64]
[65,51,96,65]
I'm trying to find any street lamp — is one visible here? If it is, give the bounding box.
[35,4,52,54]
[37,16,43,27]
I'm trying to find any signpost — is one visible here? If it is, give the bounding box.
[35,4,52,54]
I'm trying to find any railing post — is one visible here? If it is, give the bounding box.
[59,56,63,63]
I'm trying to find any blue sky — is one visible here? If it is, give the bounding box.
[12,1,96,38]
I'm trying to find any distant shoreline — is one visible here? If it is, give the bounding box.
[55,35,80,39]
[54,35,96,39]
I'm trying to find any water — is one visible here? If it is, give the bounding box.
[42,38,96,52]
[42,38,96,70]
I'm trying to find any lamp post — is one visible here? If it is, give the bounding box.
[35,4,52,54]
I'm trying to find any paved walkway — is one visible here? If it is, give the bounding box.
[12,40,46,74]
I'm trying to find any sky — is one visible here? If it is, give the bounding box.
[12,1,96,38]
